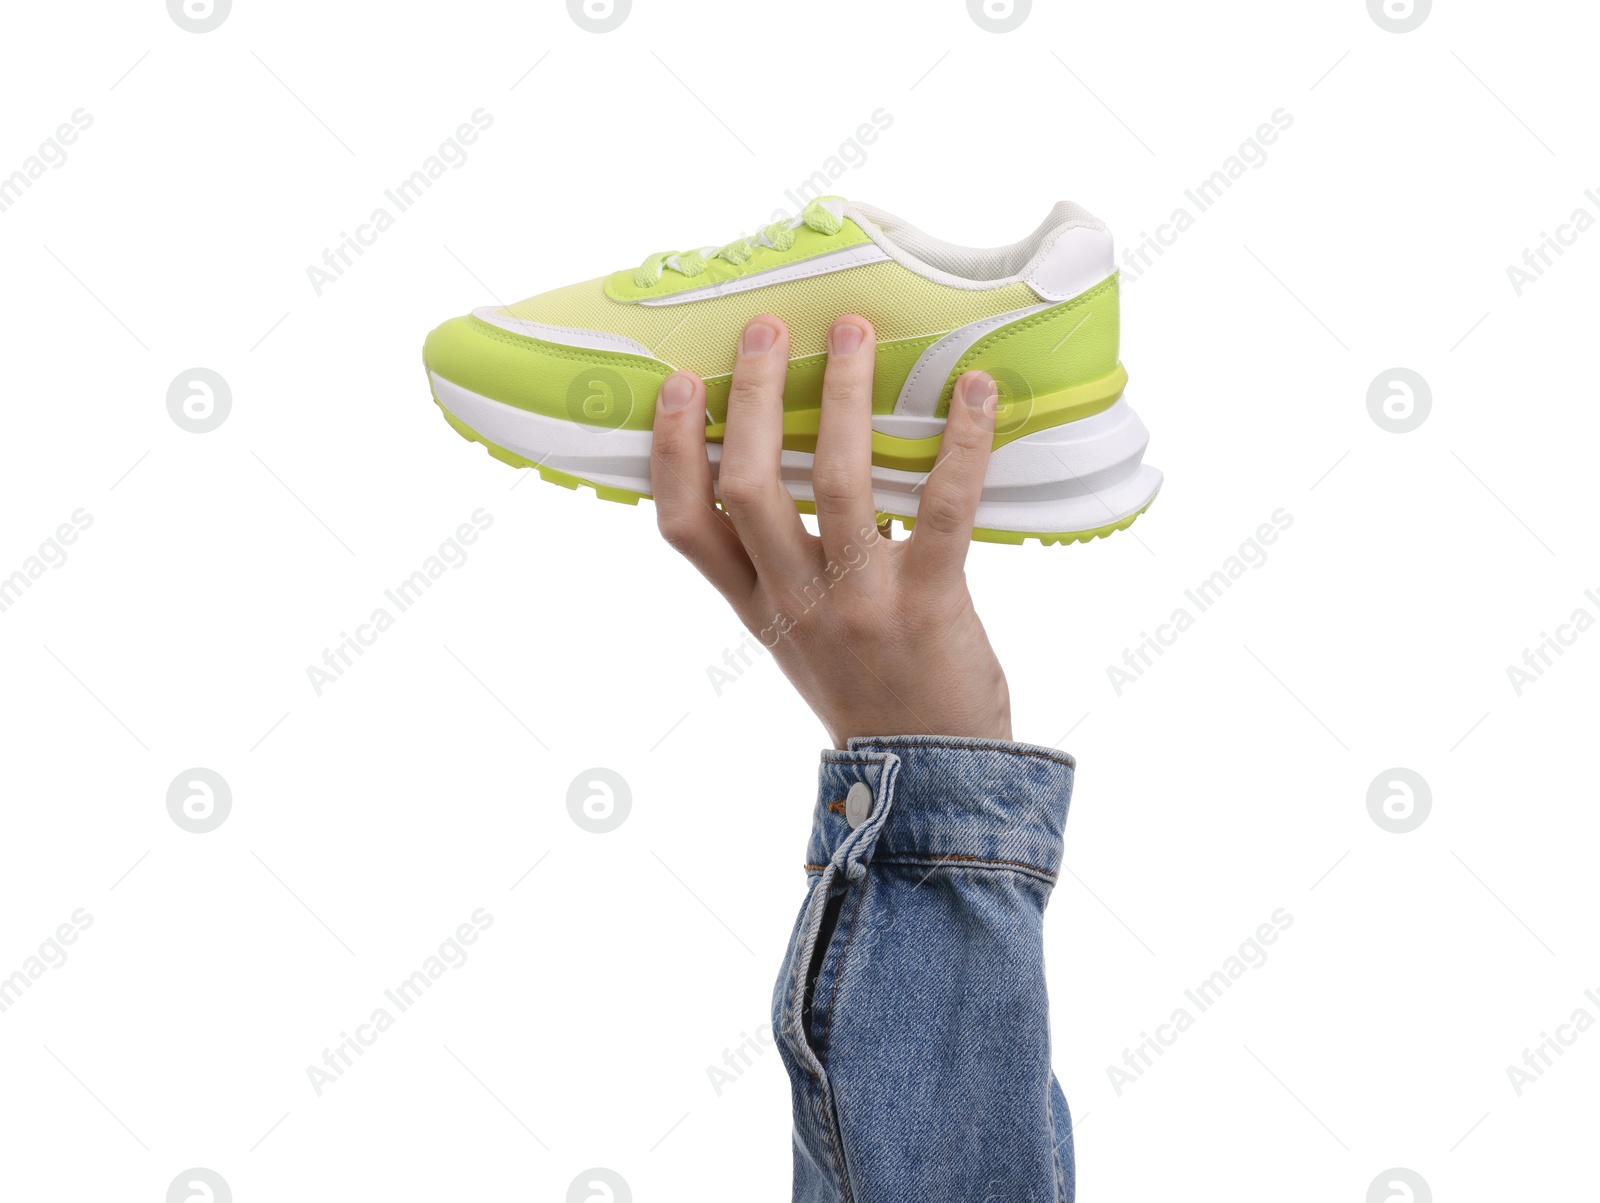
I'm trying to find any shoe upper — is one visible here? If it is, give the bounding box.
[423,197,1125,438]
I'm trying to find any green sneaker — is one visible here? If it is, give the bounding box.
[423,197,1160,545]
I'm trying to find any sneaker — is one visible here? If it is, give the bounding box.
[422,197,1160,545]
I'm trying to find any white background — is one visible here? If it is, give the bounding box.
[0,0,1593,1199]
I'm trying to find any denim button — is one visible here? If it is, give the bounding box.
[844,781,874,829]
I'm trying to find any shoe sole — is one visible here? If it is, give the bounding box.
[428,372,1162,547]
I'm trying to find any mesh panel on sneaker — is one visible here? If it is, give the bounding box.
[500,262,1039,378]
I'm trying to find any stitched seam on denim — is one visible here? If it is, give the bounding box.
[1049,1080,1075,1202]
[804,864,828,872]
[807,876,869,1202]
[802,1071,842,1196]
[1049,1092,1068,1202]
[876,852,1058,878]
[816,757,894,1203]
[861,739,1076,768]
[879,861,1056,887]
[783,868,832,1068]
[791,869,836,1038]
[801,881,856,1198]
[787,851,861,1199]
[813,1070,853,1203]
[817,877,871,1063]
[791,904,853,1202]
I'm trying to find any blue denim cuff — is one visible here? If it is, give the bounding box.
[780,735,1080,1201]
[805,735,1075,885]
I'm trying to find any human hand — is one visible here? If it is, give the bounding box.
[650,313,1011,748]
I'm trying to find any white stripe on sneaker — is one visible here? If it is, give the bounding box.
[891,302,1055,417]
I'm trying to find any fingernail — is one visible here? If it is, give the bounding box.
[660,373,693,413]
[963,373,997,415]
[830,322,864,356]
[742,321,776,355]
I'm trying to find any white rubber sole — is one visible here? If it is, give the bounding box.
[430,371,1162,541]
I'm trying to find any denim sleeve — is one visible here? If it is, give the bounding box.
[770,735,1076,1203]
